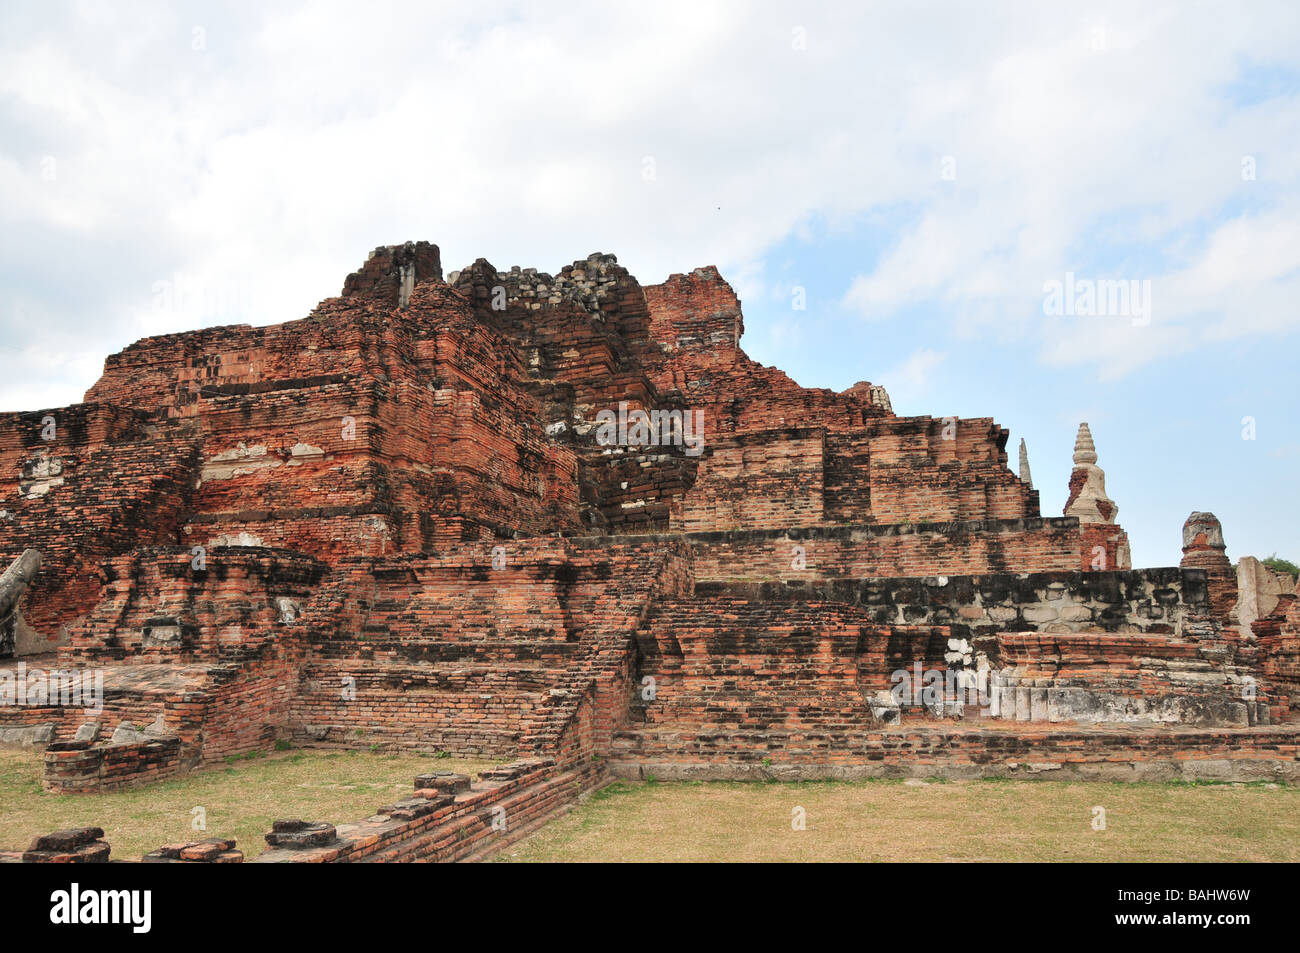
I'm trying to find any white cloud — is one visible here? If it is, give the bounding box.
[835,2,1300,376]
[0,1,1298,411]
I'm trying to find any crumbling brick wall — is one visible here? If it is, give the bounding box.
[43,737,182,793]
[0,405,201,644]
[285,536,692,758]
[1256,595,1300,719]
[61,546,325,665]
[671,428,825,532]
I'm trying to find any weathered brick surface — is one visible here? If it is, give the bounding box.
[62,545,325,664]
[683,518,1084,581]
[0,241,1292,827]
[1,544,324,780]
[627,574,1263,756]
[42,737,182,793]
[1180,512,1237,624]
[3,827,111,863]
[633,592,945,731]
[610,725,1300,782]
[143,837,243,863]
[988,631,1268,727]
[255,756,604,864]
[1256,594,1300,720]
[288,536,692,758]
[705,567,1212,637]
[643,267,891,436]
[671,428,825,531]
[77,265,582,570]
[0,405,201,641]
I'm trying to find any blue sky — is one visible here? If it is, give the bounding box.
[1,0,1297,567]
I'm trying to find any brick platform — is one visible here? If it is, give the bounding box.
[0,242,1295,861]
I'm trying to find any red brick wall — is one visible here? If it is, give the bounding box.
[665,417,1040,535]
[84,281,583,554]
[1182,550,1238,624]
[864,418,1036,523]
[0,405,201,640]
[1080,522,1132,571]
[633,590,946,731]
[1256,595,1300,720]
[686,518,1083,581]
[43,738,182,793]
[671,429,824,532]
[610,725,1300,781]
[61,546,324,665]
[253,757,606,863]
[284,536,693,758]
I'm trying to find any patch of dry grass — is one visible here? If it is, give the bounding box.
[0,747,502,860]
[499,777,1300,862]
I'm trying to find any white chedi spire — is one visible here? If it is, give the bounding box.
[1073,422,1098,465]
[1064,422,1117,524]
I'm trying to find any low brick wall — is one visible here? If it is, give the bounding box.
[43,737,182,793]
[254,757,605,863]
[610,725,1300,783]
[0,655,296,768]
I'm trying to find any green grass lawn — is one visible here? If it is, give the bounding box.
[9,746,1295,863]
[0,747,502,861]
[498,777,1300,862]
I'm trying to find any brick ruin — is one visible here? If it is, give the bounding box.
[2,240,1297,860]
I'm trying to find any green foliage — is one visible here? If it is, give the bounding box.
[587,781,636,802]
[1262,554,1300,579]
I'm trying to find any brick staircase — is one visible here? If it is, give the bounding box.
[291,538,693,758]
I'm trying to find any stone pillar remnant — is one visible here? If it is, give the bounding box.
[1236,555,1297,633]
[0,549,40,658]
[1180,511,1238,624]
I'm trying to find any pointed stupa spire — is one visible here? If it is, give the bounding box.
[1072,422,1098,465]
[1018,438,1033,488]
[1064,421,1117,524]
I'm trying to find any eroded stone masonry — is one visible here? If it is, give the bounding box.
[2,241,1297,862]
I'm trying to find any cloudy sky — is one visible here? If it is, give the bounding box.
[2,0,1297,567]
